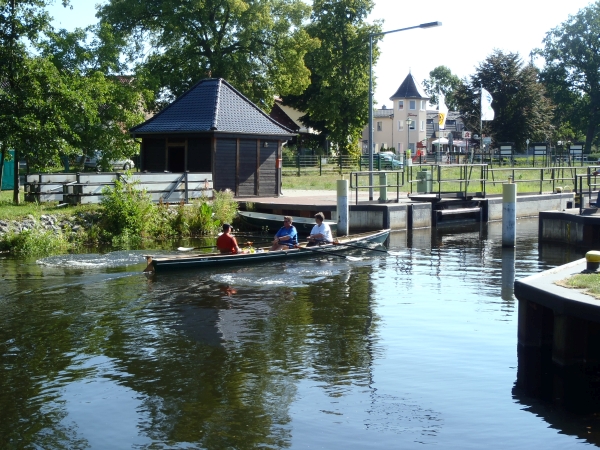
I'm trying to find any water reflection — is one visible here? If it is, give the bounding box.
[501,248,516,301]
[0,220,598,448]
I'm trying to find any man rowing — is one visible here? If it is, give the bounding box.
[270,216,298,251]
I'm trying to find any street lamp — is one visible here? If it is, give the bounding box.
[406,117,412,163]
[368,21,441,200]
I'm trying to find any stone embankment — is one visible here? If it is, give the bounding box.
[0,212,101,237]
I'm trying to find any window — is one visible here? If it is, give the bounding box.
[421,100,426,110]
[376,121,382,131]
[420,120,425,131]
[409,120,415,130]
[409,100,416,110]
[398,100,404,110]
[398,120,404,131]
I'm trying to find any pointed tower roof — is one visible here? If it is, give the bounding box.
[131,78,294,137]
[390,73,428,100]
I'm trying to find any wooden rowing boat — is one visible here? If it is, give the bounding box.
[237,211,337,234]
[144,229,390,272]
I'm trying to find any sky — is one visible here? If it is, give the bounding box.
[48,0,596,107]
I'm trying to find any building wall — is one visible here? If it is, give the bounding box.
[362,99,429,154]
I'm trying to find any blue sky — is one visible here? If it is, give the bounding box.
[48,0,596,107]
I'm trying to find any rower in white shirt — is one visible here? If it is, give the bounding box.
[307,212,333,246]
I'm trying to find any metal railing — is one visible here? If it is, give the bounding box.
[349,170,405,205]
[282,155,359,176]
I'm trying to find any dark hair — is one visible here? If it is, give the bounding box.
[222,223,231,231]
[314,212,325,222]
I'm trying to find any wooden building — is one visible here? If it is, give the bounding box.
[130,78,295,197]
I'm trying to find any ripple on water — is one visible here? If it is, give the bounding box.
[37,251,149,269]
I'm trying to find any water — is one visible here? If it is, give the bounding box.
[0,219,596,449]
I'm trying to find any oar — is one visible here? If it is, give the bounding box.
[297,245,363,261]
[177,244,217,252]
[333,241,389,254]
[177,240,272,252]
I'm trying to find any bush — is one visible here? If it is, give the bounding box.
[212,189,238,225]
[99,178,153,240]
[0,228,71,256]
[188,197,220,236]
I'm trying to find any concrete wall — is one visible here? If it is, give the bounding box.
[487,193,573,221]
[410,203,432,229]
[539,210,600,249]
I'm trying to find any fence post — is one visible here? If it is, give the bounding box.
[319,155,322,176]
[297,154,300,177]
[185,171,189,203]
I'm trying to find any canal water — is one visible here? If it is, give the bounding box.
[0,219,597,449]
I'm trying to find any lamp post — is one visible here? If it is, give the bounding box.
[406,116,412,164]
[368,21,441,200]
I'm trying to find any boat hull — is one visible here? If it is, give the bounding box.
[238,211,337,234]
[145,229,390,272]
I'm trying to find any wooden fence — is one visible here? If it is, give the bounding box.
[25,172,213,204]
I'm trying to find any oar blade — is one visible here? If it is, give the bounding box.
[177,247,195,252]
[345,255,363,262]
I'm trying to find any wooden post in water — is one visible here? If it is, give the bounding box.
[337,179,349,236]
[502,178,516,247]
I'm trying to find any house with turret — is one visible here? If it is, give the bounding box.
[362,72,429,155]
[362,72,467,157]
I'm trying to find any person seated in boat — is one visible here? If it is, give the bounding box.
[270,216,298,251]
[307,212,333,247]
[217,223,246,254]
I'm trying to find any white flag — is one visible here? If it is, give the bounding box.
[481,88,495,121]
[438,93,448,130]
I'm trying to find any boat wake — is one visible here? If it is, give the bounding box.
[37,251,148,269]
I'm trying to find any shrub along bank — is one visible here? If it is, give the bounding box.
[0,182,238,256]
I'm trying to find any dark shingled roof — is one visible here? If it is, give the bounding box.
[131,78,294,136]
[390,73,428,100]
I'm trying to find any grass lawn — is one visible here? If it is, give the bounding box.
[283,164,595,196]
[0,190,99,221]
[557,273,600,299]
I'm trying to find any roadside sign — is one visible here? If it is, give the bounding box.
[483,137,492,145]
[462,131,471,139]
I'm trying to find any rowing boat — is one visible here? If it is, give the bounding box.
[144,229,390,272]
[237,211,337,234]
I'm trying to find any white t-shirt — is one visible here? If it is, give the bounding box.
[310,222,333,242]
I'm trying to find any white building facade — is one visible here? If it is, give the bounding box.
[362,72,429,155]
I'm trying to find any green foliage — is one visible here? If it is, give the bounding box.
[284,0,381,156]
[537,2,600,153]
[0,228,71,257]
[188,199,220,236]
[422,66,462,110]
[211,189,239,225]
[96,0,317,111]
[99,178,153,240]
[454,50,554,150]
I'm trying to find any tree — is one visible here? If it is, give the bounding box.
[537,1,600,152]
[454,50,554,151]
[0,0,71,203]
[422,65,462,110]
[96,0,317,111]
[0,1,146,203]
[284,0,381,156]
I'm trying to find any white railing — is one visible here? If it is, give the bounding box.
[25,172,213,204]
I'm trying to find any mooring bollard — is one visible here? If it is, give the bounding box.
[502,177,517,247]
[585,250,600,272]
[379,172,387,203]
[337,179,349,236]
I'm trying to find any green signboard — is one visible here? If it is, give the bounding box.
[1,150,15,191]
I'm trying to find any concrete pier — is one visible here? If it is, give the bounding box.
[238,190,574,233]
[515,259,600,411]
